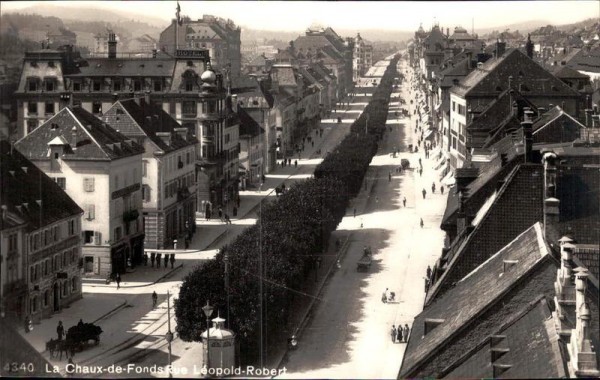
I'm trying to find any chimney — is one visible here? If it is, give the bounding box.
[526,33,534,59]
[156,132,171,146]
[174,127,188,141]
[542,152,559,239]
[71,126,77,150]
[477,62,483,69]
[455,167,479,193]
[108,33,117,59]
[466,51,473,69]
[495,40,506,58]
[446,27,449,37]
[558,236,575,287]
[232,94,238,112]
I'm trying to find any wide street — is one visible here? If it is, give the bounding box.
[279,57,448,379]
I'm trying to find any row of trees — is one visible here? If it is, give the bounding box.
[175,55,401,364]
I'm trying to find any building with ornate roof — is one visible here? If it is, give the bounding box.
[1,139,83,323]
[159,14,241,78]
[15,106,145,277]
[352,33,373,81]
[102,98,198,250]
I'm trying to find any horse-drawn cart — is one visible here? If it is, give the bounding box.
[357,253,372,272]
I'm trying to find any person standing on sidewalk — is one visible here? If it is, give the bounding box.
[397,326,403,343]
[164,254,169,268]
[432,182,436,194]
[391,325,397,343]
[420,218,424,228]
[422,188,427,199]
[403,324,410,343]
[57,321,64,341]
[115,273,121,289]
[403,197,407,207]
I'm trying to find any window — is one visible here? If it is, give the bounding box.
[45,80,55,92]
[28,79,38,92]
[143,161,148,177]
[84,231,94,244]
[169,102,176,115]
[182,100,196,116]
[114,174,120,189]
[73,82,81,92]
[113,80,122,92]
[84,256,94,273]
[185,80,194,92]
[45,102,55,115]
[142,184,151,202]
[44,290,50,307]
[92,102,102,115]
[54,177,66,189]
[186,152,191,164]
[27,120,38,133]
[28,102,38,115]
[93,80,101,91]
[85,204,95,220]
[207,100,217,113]
[69,219,75,235]
[8,233,17,252]
[54,225,60,242]
[154,80,162,92]
[83,177,95,192]
[452,101,455,112]
[48,61,55,68]
[114,226,122,241]
[134,80,142,92]
[72,277,78,292]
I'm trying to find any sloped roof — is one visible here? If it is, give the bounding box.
[532,105,585,135]
[1,140,83,232]
[103,99,197,153]
[69,58,175,77]
[238,107,264,137]
[451,48,579,98]
[551,65,591,79]
[271,65,297,86]
[442,297,566,379]
[431,164,545,302]
[399,223,552,377]
[566,44,600,73]
[15,106,144,162]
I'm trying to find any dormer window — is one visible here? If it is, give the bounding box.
[134,80,142,92]
[93,80,101,91]
[73,82,81,92]
[187,60,194,67]
[185,80,194,92]
[113,80,122,92]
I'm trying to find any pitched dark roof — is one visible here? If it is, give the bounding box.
[551,64,591,79]
[451,48,580,98]
[1,140,83,232]
[431,164,545,303]
[103,99,197,152]
[399,223,552,377]
[531,105,585,144]
[442,297,566,379]
[238,107,264,137]
[15,106,144,161]
[566,44,600,73]
[68,58,175,77]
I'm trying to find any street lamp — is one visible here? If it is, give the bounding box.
[202,301,214,370]
[165,290,174,378]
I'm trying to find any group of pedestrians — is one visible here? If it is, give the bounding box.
[391,324,410,343]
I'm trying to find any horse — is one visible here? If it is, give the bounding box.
[46,338,58,358]
[55,339,72,360]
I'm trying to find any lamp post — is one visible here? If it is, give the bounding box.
[202,301,214,371]
[165,290,173,378]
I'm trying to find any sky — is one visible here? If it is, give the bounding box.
[1,1,598,32]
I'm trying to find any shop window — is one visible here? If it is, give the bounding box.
[28,102,38,115]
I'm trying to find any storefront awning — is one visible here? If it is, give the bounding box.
[441,170,455,186]
[424,129,435,140]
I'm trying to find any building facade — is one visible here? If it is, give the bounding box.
[1,140,83,324]
[15,106,145,277]
[102,99,198,250]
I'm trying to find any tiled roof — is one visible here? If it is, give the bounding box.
[451,48,579,98]
[468,89,537,132]
[238,107,264,137]
[566,44,600,73]
[442,297,566,379]
[15,106,144,161]
[399,223,552,377]
[271,65,298,87]
[431,164,545,302]
[531,106,585,144]
[1,140,83,231]
[68,58,175,77]
[103,99,197,153]
[551,65,591,79]
[575,245,600,280]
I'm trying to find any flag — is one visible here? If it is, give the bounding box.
[176,1,182,26]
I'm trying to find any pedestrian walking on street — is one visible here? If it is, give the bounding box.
[353,208,356,218]
[397,326,403,343]
[419,168,423,177]
[441,185,445,195]
[420,218,424,228]
[403,324,410,343]
[391,325,397,343]
[143,252,148,266]
[170,254,175,269]
[432,182,436,193]
[427,265,432,280]
[152,291,158,308]
[156,253,161,269]
[422,188,426,199]
[389,171,392,182]
[218,207,223,221]
[403,197,406,207]
[164,254,168,268]
[57,321,64,341]
[382,288,388,303]
[294,160,298,168]
[151,252,156,267]
[116,273,121,289]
